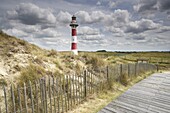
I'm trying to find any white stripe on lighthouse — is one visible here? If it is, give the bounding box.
[72,50,78,55]
[72,36,77,43]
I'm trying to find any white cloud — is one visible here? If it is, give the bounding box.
[7,3,56,25]
[91,11,105,23]
[156,26,170,33]
[167,15,170,20]
[134,0,170,14]
[35,28,62,38]
[106,27,123,33]
[114,9,130,23]
[96,1,101,5]
[76,11,94,24]
[78,26,103,44]
[3,28,28,37]
[77,26,109,48]
[76,9,130,28]
[56,11,72,25]
[108,1,116,8]
[78,26,99,35]
[76,10,107,24]
[125,19,160,33]
[75,10,164,39]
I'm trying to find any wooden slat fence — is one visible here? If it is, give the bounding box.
[0,63,157,113]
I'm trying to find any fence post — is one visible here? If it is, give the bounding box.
[41,79,46,113]
[17,86,22,113]
[39,79,44,113]
[24,83,28,113]
[29,81,34,113]
[90,73,92,94]
[78,76,80,104]
[156,64,159,72]
[72,75,75,107]
[107,66,112,89]
[106,66,109,83]
[128,64,130,77]
[87,72,90,95]
[66,75,70,110]
[80,74,83,102]
[48,77,52,113]
[44,78,48,113]
[92,74,94,94]
[56,78,60,113]
[135,63,137,76]
[11,84,16,113]
[75,75,78,105]
[3,86,8,113]
[0,106,1,113]
[84,70,87,99]
[52,77,56,113]
[35,81,39,113]
[69,75,72,110]
[120,64,122,81]
[63,75,68,112]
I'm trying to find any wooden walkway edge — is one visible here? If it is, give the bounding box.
[98,72,170,113]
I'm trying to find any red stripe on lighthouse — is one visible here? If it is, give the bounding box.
[71,43,77,50]
[72,29,76,36]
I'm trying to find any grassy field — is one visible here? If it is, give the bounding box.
[73,51,170,70]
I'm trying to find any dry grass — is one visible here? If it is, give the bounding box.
[68,82,127,113]
[0,30,44,56]
[68,71,155,113]
[0,78,7,86]
[17,63,46,85]
[119,73,129,86]
[86,51,170,70]
[82,53,106,70]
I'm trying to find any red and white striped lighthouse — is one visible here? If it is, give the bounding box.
[70,15,78,55]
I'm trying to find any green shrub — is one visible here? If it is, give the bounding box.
[18,64,46,85]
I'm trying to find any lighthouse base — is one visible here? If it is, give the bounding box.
[72,50,78,55]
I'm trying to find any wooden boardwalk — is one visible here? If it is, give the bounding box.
[98,72,170,113]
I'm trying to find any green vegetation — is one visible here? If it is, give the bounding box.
[80,51,170,70]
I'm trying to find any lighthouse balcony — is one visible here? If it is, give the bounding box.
[70,23,78,27]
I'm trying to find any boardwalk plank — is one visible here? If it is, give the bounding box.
[98,72,170,113]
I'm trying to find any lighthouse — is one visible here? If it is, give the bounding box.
[70,15,78,55]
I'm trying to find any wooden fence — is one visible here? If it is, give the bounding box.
[0,63,157,113]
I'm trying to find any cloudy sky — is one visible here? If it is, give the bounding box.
[0,0,170,51]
